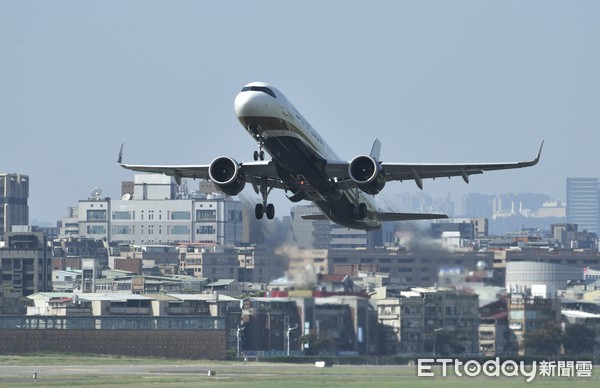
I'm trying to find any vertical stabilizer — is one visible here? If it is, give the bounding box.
[370,138,381,160]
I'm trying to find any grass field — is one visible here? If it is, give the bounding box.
[0,354,596,387]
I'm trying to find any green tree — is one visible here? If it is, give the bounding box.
[522,321,563,356]
[433,329,465,356]
[433,329,453,356]
[298,333,332,356]
[563,323,595,354]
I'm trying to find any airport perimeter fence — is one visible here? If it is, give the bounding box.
[0,315,225,330]
[0,316,228,359]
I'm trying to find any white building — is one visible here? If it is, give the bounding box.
[72,175,244,245]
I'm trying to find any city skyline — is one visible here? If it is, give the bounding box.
[1,1,599,224]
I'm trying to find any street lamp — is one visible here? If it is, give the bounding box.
[287,324,298,356]
[433,328,443,357]
[237,325,244,358]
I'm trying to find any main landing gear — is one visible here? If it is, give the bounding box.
[348,188,367,220]
[348,203,367,220]
[255,178,275,220]
[255,203,275,220]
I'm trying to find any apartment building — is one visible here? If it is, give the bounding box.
[328,247,494,288]
[0,230,51,297]
[371,287,480,355]
[507,292,561,355]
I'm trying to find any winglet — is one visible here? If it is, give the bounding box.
[534,140,544,164]
[520,140,544,168]
[117,143,124,165]
[370,138,381,161]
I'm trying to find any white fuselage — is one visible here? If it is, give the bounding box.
[234,82,381,230]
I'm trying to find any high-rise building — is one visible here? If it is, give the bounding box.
[0,229,52,296]
[566,178,600,234]
[0,173,29,239]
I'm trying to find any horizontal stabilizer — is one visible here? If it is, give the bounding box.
[301,214,329,221]
[378,212,448,221]
[301,212,448,222]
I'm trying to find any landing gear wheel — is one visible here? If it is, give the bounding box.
[255,203,264,219]
[253,150,259,161]
[260,150,265,161]
[266,203,275,219]
[348,203,367,220]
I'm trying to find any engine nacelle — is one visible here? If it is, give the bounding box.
[208,156,246,196]
[348,155,386,195]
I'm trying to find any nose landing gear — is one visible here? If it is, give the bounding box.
[253,149,265,161]
[249,124,266,161]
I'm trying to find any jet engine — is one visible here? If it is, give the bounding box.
[208,156,246,196]
[348,155,386,195]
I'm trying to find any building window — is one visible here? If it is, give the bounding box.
[171,211,191,220]
[112,211,132,220]
[112,226,132,234]
[196,210,216,220]
[87,225,106,234]
[196,225,215,234]
[87,209,107,221]
[171,226,190,235]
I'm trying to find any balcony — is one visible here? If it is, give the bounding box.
[109,307,151,315]
[509,322,522,330]
[167,307,209,315]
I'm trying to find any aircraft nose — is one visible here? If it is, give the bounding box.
[234,90,273,118]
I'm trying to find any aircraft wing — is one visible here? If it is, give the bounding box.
[326,141,543,190]
[118,162,210,181]
[117,145,281,187]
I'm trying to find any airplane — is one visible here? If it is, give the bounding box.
[118,81,543,231]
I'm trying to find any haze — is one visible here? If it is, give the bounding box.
[1,1,598,224]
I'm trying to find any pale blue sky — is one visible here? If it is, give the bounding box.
[1,1,599,224]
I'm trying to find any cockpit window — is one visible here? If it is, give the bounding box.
[241,86,277,98]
